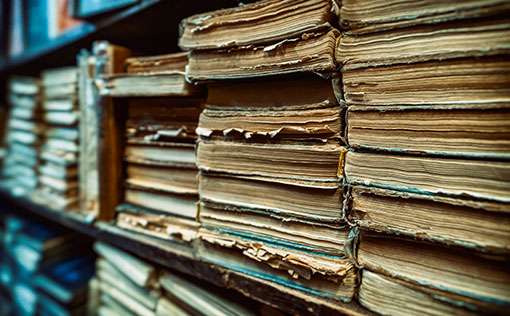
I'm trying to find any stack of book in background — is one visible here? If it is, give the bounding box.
[104,52,206,243]
[181,0,360,304]
[1,76,42,196]
[93,242,161,316]
[93,241,275,316]
[34,67,80,210]
[1,214,94,316]
[336,1,510,315]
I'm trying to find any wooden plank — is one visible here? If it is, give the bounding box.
[97,97,127,221]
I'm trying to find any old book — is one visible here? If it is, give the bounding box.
[7,118,45,135]
[125,141,195,167]
[187,29,339,81]
[204,73,340,110]
[93,242,158,288]
[41,66,78,87]
[10,106,42,121]
[198,72,342,141]
[126,52,188,73]
[116,209,199,243]
[43,99,77,111]
[198,106,341,141]
[41,150,78,166]
[99,73,203,98]
[126,163,197,195]
[179,0,339,50]
[156,296,190,316]
[100,52,206,97]
[44,126,79,142]
[9,93,40,109]
[345,151,510,204]
[6,129,40,146]
[98,279,156,316]
[39,175,78,192]
[44,83,78,99]
[43,110,79,126]
[359,270,479,316]
[9,142,38,160]
[340,0,510,33]
[349,186,510,255]
[347,105,510,158]
[199,172,343,221]
[337,16,510,69]
[4,152,38,170]
[39,161,78,179]
[200,201,348,255]
[357,234,510,314]
[125,189,198,219]
[32,186,79,211]
[126,97,203,141]
[342,56,510,105]
[159,271,257,316]
[32,255,94,306]
[99,293,137,316]
[43,138,79,153]
[197,140,344,187]
[96,258,161,310]
[9,76,41,95]
[197,230,356,302]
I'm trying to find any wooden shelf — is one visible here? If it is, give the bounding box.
[0,189,374,316]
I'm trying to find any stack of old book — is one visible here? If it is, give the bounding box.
[33,67,80,210]
[181,0,360,305]
[337,1,510,315]
[1,76,42,195]
[100,52,205,243]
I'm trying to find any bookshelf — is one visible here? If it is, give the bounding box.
[2,1,508,315]
[0,188,374,316]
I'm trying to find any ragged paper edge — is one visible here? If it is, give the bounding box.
[199,230,355,282]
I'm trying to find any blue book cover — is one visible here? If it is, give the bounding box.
[32,255,95,306]
[25,0,51,50]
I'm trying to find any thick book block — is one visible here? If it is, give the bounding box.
[179,0,339,50]
[337,16,510,69]
[345,151,510,204]
[359,270,480,316]
[199,172,344,222]
[116,209,198,243]
[197,141,344,187]
[187,29,339,81]
[99,72,204,97]
[125,52,188,73]
[358,234,510,314]
[197,229,357,303]
[349,186,510,255]
[200,200,348,256]
[346,104,510,158]
[340,0,510,33]
[342,56,510,105]
[93,242,158,288]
